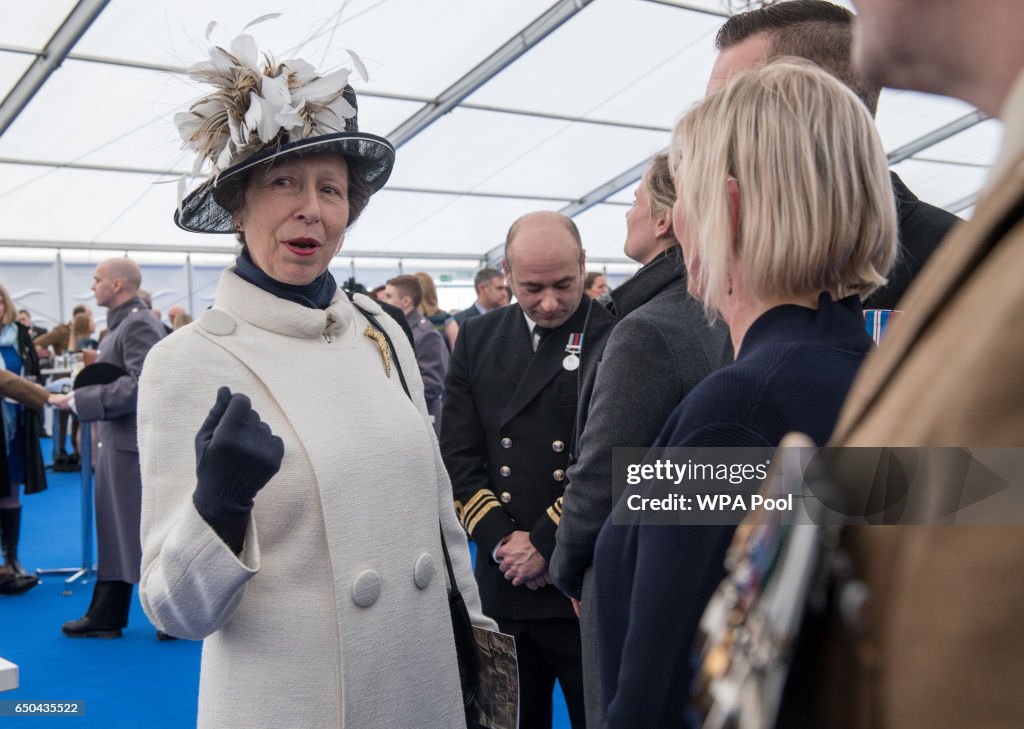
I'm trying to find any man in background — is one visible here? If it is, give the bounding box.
[441,211,614,729]
[707,0,959,309]
[52,257,166,639]
[166,304,187,330]
[452,267,507,327]
[380,274,450,435]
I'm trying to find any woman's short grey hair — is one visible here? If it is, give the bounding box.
[669,59,897,320]
[646,153,676,218]
[213,151,374,246]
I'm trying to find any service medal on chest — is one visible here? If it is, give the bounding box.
[563,332,583,371]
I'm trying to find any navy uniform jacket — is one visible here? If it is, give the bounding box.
[441,297,614,621]
[863,173,960,310]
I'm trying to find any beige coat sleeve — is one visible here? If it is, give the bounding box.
[0,369,49,410]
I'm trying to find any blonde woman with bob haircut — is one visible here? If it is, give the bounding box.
[592,60,898,729]
[675,59,896,328]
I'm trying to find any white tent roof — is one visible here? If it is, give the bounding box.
[0,0,1000,265]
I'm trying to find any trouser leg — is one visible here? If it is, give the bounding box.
[62,580,133,638]
[531,617,587,729]
[497,617,556,729]
[580,568,605,729]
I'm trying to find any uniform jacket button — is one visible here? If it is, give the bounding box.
[500,465,511,477]
[413,553,435,590]
[553,469,565,482]
[552,440,565,453]
[97,441,103,448]
[500,492,512,504]
[500,437,512,449]
[352,569,382,607]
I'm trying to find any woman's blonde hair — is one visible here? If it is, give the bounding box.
[669,59,897,319]
[68,312,92,351]
[415,272,442,317]
[0,284,15,326]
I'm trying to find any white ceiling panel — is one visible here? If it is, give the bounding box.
[0,0,1004,262]
[345,190,572,257]
[0,58,423,172]
[0,2,76,50]
[910,118,1004,167]
[73,0,554,99]
[0,59,196,170]
[572,202,632,260]
[391,107,667,198]
[890,159,990,214]
[0,51,33,101]
[468,0,720,127]
[0,163,194,246]
[875,89,977,152]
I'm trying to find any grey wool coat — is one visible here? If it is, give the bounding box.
[75,296,165,583]
[550,246,728,728]
[138,272,494,729]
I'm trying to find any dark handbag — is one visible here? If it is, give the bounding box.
[440,529,484,729]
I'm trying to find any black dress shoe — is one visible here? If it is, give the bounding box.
[61,616,123,638]
[155,630,178,641]
[0,572,39,595]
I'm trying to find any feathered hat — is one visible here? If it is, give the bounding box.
[173,18,395,234]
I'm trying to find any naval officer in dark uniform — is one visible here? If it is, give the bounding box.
[441,211,614,729]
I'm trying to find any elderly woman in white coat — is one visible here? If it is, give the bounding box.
[137,34,493,729]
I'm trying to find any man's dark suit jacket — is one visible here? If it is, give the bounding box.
[441,296,614,621]
[452,303,483,327]
[864,173,961,310]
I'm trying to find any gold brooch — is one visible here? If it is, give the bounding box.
[363,326,392,378]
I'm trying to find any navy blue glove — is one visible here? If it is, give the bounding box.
[192,387,284,553]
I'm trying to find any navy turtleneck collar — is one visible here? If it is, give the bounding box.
[233,247,337,309]
[738,292,867,361]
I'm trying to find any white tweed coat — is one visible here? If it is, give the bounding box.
[138,271,494,729]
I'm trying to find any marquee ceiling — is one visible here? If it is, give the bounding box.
[0,0,999,264]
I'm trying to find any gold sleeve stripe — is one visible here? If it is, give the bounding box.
[466,498,502,534]
[463,490,496,520]
[546,504,561,525]
[462,489,501,533]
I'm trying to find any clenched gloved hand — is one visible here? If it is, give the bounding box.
[192,387,285,553]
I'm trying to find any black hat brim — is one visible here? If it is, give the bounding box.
[174,132,395,234]
[74,362,128,389]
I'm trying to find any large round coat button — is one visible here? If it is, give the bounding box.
[500,437,512,449]
[500,466,511,477]
[552,440,565,453]
[413,553,435,590]
[199,309,236,336]
[351,570,382,608]
[553,469,566,482]
[500,491,512,504]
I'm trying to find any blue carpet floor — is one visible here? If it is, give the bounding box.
[1,437,571,727]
